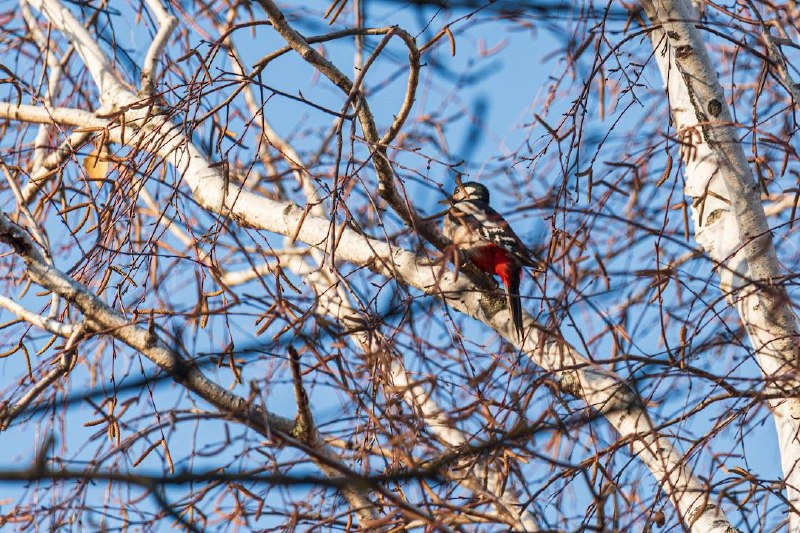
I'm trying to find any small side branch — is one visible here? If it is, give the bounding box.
[288,346,315,445]
[0,323,84,430]
[141,0,178,94]
[253,0,447,249]
[742,0,800,106]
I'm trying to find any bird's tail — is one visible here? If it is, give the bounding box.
[504,271,524,341]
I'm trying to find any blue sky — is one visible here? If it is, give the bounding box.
[0,1,793,531]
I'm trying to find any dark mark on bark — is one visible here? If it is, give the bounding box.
[708,99,722,117]
[231,212,254,228]
[666,30,680,40]
[674,45,693,59]
[677,69,715,143]
[170,352,194,383]
[480,292,507,321]
[706,209,725,225]
[0,220,33,258]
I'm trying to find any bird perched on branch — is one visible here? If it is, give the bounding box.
[442,181,540,340]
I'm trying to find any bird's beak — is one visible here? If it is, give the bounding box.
[438,197,451,205]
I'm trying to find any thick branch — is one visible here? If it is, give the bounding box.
[0,94,737,530]
[26,0,134,107]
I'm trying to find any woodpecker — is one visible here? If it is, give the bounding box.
[442,181,539,340]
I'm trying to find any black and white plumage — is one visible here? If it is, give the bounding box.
[442,181,539,339]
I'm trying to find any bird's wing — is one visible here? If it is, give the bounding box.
[450,200,538,267]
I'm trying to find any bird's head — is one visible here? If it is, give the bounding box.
[451,181,490,203]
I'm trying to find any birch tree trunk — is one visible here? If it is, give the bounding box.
[640,0,800,527]
[1,0,795,530]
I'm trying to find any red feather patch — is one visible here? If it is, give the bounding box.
[471,245,520,285]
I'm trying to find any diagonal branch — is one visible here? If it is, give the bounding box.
[0,94,738,531]
[2,0,739,527]
[253,0,449,250]
[140,0,177,94]
[0,212,385,525]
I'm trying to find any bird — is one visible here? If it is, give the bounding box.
[441,181,540,340]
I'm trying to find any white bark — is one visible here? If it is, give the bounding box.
[219,34,539,528]
[641,0,800,526]
[279,244,539,530]
[25,0,135,108]
[3,0,741,529]
[140,0,177,93]
[0,211,385,525]
[0,295,74,337]
[20,0,63,169]
[18,0,384,525]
